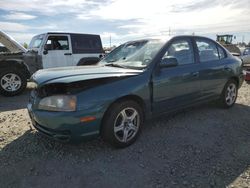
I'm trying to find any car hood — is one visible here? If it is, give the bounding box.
[31,65,143,87]
[0,30,27,53]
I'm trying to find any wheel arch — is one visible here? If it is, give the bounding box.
[0,60,30,79]
[228,76,239,87]
[100,94,146,131]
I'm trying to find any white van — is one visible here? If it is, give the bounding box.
[0,31,104,96]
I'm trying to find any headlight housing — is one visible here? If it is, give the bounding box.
[38,95,77,112]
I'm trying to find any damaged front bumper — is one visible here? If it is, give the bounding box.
[27,102,101,143]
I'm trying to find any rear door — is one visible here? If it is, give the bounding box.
[194,37,228,99]
[42,34,73,69]
[152,37,201,114]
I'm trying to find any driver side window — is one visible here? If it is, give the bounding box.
[45,36,69,51]
[162,39,194,65]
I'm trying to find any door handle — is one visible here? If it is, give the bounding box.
[192,72,199,77]
[64,53,72,55]
[223,66,231,71]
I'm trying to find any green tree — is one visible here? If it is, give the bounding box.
[23,42,28,49]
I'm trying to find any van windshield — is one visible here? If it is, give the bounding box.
[29,34,45,49]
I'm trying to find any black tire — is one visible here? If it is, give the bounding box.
[219,79,238,108]
[0,68,27,96]
[101,100,144,148]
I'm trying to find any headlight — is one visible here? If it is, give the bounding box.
[38,95,77,112]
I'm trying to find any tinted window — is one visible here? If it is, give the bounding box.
[71,34,103,54]
[196,39,219,62]
[46,36,69,50]
[163,39,194,65]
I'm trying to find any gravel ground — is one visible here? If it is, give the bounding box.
[0,82,249,188]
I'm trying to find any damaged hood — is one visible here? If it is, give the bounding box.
[31,65,143,86]
[0,30,27,53]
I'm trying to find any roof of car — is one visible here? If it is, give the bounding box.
[124,35,214,44]
[36,32,100,36]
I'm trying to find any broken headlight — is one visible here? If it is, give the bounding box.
[38,95,77,112]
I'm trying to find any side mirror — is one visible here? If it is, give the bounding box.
[43,50,48,55]
[43,44,49,55]
[160,57,178,68]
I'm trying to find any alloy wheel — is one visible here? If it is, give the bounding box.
[0,73,22,92]
[113,107,140,143]
[225,83,237,106]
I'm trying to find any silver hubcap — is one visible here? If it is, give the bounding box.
[114,107,140,143]
[0,73,22,92]
[225,83,237,106]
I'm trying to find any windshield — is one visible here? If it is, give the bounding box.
[99,39,165,69]
[29,34,45,49]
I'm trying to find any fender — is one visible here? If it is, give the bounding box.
[77,57,100,66]
[0,59,31,79]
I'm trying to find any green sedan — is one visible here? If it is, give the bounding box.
[28,35,244,148]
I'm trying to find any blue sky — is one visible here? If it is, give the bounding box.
[0,0,250,47]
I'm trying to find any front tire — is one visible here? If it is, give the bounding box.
[0,69,27,96]
[220,79,238,108]
[101,100,144,148]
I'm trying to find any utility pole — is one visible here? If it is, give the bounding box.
[168,27,171,36]
[110,35,111,49]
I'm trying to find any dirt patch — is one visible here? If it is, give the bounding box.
[0,82,250,188]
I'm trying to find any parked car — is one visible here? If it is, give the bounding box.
[28,35,244,148]
[0,31,104,96]
[241,47,250,65]
[244,68,250,82]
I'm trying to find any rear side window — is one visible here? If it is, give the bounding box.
[71,34,103,54]
[196,39,219,62]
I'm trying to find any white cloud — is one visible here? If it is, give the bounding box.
[4,12,37,20]
[0,22,30,32]
[1,0,250,44]
[101,32,119,39]
[0,0,91,15]
[0,21,58,34]
[76,14,92,20]
[89,0,250,38]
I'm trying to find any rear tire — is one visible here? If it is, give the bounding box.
[101,100,144,148]
[0,68,27,96]
[219,79,238,108]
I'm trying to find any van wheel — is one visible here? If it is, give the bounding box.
[101,100,143,148]
[220,79,238,108]
[0,69,27,96]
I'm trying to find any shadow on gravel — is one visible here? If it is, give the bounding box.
[0,87,31,112]
[0,103,250,188]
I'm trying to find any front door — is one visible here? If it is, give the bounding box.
[152,38,201,115]
[42,35,73,69]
